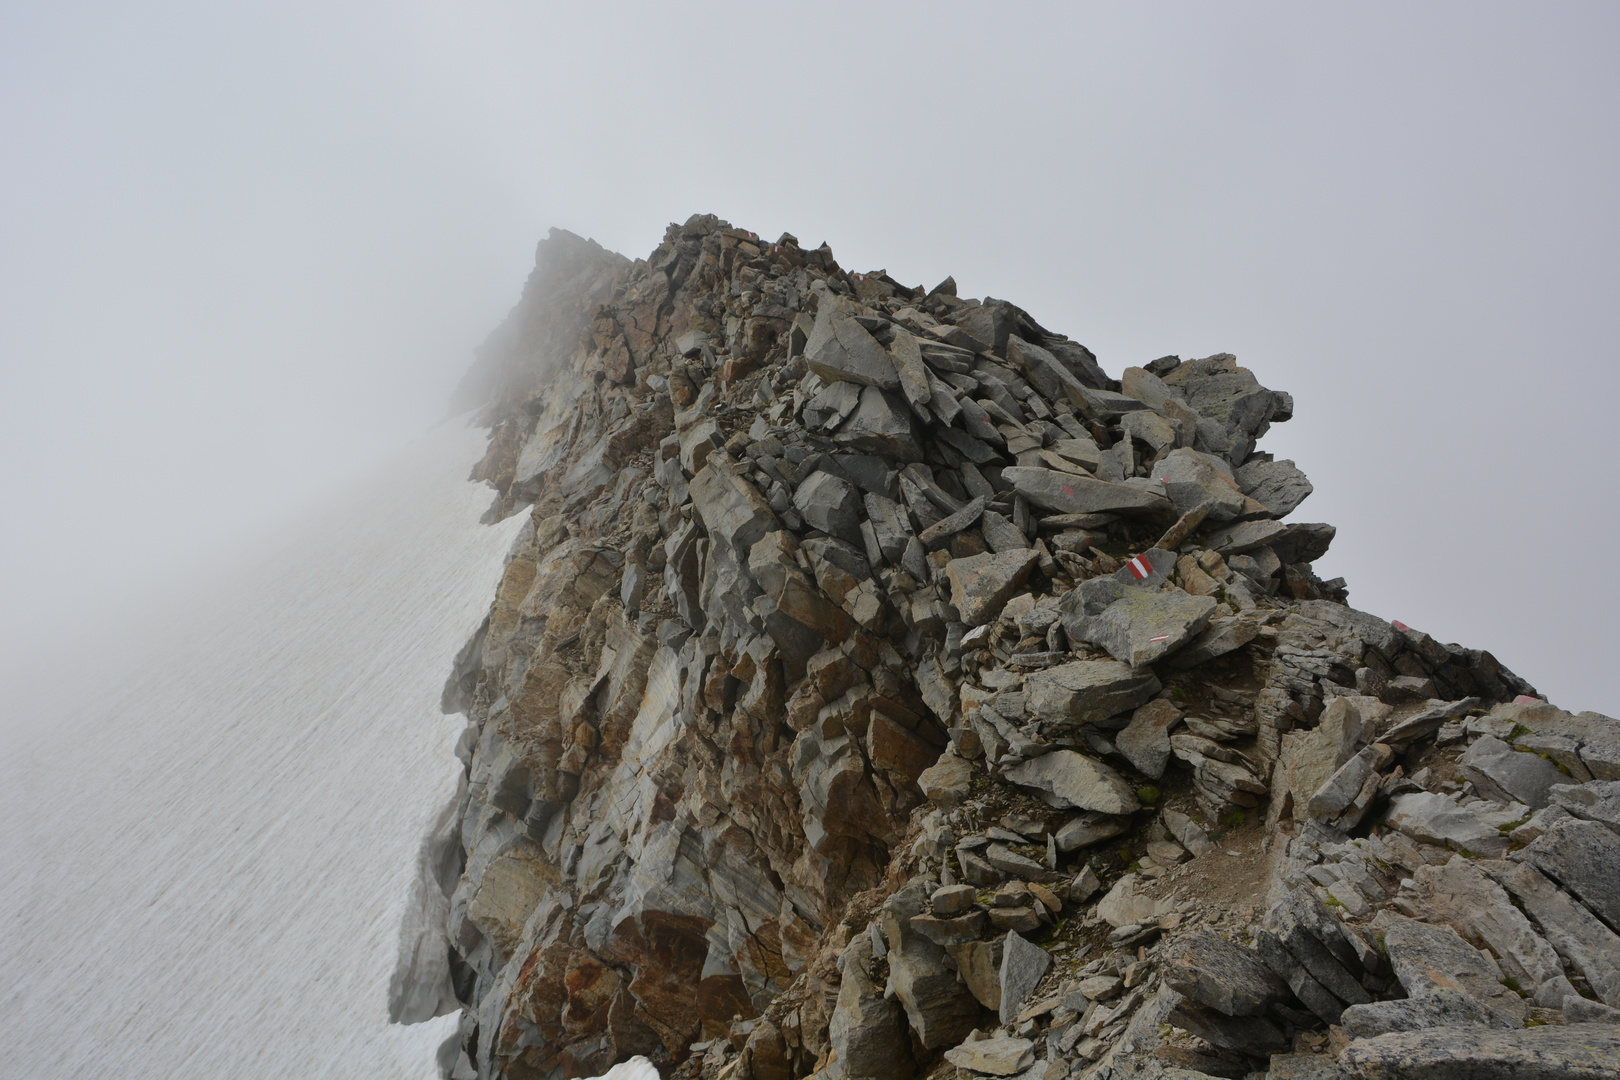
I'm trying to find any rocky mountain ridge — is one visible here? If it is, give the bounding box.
[419,215,1620,1080]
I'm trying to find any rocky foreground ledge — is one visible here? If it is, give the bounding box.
[423,216,1620,1080]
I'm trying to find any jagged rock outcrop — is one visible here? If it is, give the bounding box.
[422,216,1618,1080]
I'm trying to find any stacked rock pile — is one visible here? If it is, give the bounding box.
[428,216,1617,1080]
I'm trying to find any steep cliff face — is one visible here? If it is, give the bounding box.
[430,216,1618,1080]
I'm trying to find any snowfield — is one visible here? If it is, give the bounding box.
[0,417,529,1078]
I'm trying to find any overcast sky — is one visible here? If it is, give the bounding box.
[2,2,1616,712]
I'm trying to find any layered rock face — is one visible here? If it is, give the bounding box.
[431,216,1619,1080]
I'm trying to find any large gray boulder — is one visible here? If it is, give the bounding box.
[1458,735,1568,809]
[1024,660,1161,725]
[999,930,1052,1023]
[1004,750,1140,815]
[804,304,900,389]
[1078,587,1219,667]
[1340,987,1516,1038]
[880,884,981,1049]
[1550,780,1620,835]
[792,470,863,546]
[1150,448,1253,521]
[1412,856,1564,991]
[943,1035,1035,1077]
[946,548,1039,627]
[1379,914,1526,1024]
[1235,457,1313,518]
[1515,817,1620,929]
[1384,792,1510,857]
[1340,1023,1620,1080]
[1163,932,1289,1017]
[834,385,922,461]
[828,934,913,1079]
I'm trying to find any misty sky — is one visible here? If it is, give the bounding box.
[2,2,1616,711]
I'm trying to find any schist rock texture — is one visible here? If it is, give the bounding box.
[422,217,1618,1080]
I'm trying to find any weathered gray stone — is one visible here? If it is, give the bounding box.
[835,385,923,461]
[1003,466,1171,516]
[863,492,912,565]
[984,843,1048,880]
[1550,780,1620,836]
[947,549,1040,627]
[1307,745,1385,820]
[882,885,982,1049]
[944,1035,1036,1077]
[1281,697,1367,816]
[803,380,864,432]
[1163,809,1215,856]
[1412,856,1564,989]
[1004,750,1140,815]
[1150,448,1252,522]
[932,884,977,917]
[1166,1001,1289,1056]
[1024,660,1161,726]
[919,753,973,808]
[1381,698,1479,746]
[1097,873,1172,928]
[1340,987,1520,1038]
[1340,1023,1620,1080]
[1235,458,1313,518]
[1054,812,1129,853]
[829,934,914,1079]
[1501,704,1620,782]
[948,938,1003,1011]
[1166,617,1262,670]
[909,911,988,947]
[1379,914,1525,1023]
[1485,860,1620,1007]
[1163,932,1289,1017]
[1117,698,1185,779]
[1000,930,1052,1023]
[1208,518,1289,555]
[1459,735,1569,810]
[1079,588,1219,668]
[919,495,989,551]
[1262,888,1371,1008]
[1566,999,1620,1023]
[805,305,901,389]
[1268,1052,1350,1080]
[793,469,864,546]
[1516,817,1620,929]
[887,326,934,416]
[1385,792,1510,857]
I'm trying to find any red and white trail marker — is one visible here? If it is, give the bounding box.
[1127,554,1154,581]
[1391,620,1411,632]
[1149,634,1170,642]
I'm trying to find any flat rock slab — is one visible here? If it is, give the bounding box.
[805,306,900,389]
[1459,735,1568,809]
[1025,660,1162,725]
[1097,873,1172,928]
[999,930,1052,1023]
[1550,780,1620,835]
[1340,1022,1620,1080]
[1516,817,1620,929]
[1412,856,1564,990]
[1003,466,1169,515]
[1380,915,1525,1023]
[1236,457,1314,518]
[1080,587,1219,667]
[944,1034,1036,1076]
[1384,791,1510,857]
[1485,860,1620,1009]
[1004,750,1140,815]
[1341,986,1519,1038]
[947,549,1040,627]
[1167,616,1261,670]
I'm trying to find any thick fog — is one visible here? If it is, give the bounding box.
[3,2,1617,713]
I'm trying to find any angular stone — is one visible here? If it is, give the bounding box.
[1380,914,1525,1023]
[1384,792,1510,857]
[1208,518,1289,556]
[949,938,1003,1010]
[1340,1023,1620,1080]
[1166,1000,1289,1056]
[1411,856,1563,990]
[1117,698,1185,780]
[947,549,1040,627]
[944,1035,1036,1077]
[1003,466,1170,516]
[1000,930,1052,1023]
[805,305,900,389]
[1097,874,1172,928]
[803,380,863,431]
[984,843,1048,880]
[835,385,923,461]
[1235,458,1313,518]
[1024,661,1162,726]
[1262,888,1371,1008]
[690,455,781,553]
[1307,745,1385,820]
[1164,932,1289,1017]
[887,326,934,415]
[1054,812,1130,853]
[1268,1052,1350,1080]
[1550,780,1620,835]
[863,492,913,564]
[919,495,989,552]
[932,884,978,917]
[919,753,973,808]
[909,911,988,948]
[1380,698,1479,746]
[1459,735,1568,810]
[1516,817,1620,929]
[1079,588,1219,668]
[829,934,913,1080]
[988,906,1042,934]
[1150,448,1251,522]
[883,890,982,1050]
[1163,809,1215,856]
[1004,751,1140,815]
[1485,860,1620,1007]
[792,469,864,545]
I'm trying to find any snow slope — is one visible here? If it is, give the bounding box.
[0,417,526,1078]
